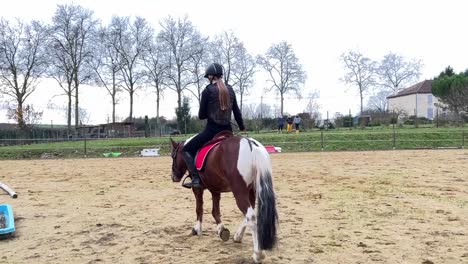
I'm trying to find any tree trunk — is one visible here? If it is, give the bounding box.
[112,97,116,123]
[67,91,72,135]
[74,79,79,128]
[16,99,28,138]
[112,74,117,123]
[240,92,244,114]
[280,93,284,116]
[176,87,182,130]
[359,90,364,114]
[359,87,364,127]
[156,89,160,127]
[16,99,25,131]
[176,65,183,130]
[129,90,134,122]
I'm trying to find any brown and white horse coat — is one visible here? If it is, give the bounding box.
[170,135,278,263]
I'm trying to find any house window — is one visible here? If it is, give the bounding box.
[427,107,434,120]
[427,95,433,105]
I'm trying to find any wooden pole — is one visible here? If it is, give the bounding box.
[84,137,87,157]
[321,130,324,151]
[462,116,465,149]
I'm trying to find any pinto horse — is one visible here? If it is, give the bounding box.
[170,133,278,263]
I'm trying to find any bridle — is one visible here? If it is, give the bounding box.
[171,142,184,178]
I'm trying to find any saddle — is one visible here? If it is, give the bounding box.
[195,131,233,171]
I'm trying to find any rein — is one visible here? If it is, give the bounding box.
[230,121,249,137]
[172,142,184,177]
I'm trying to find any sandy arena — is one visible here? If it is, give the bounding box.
[1,150,468,264]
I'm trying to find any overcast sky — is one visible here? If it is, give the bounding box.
[1,0,467,124]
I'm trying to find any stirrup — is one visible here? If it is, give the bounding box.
[182,176,201,189]
[182,175,192,189]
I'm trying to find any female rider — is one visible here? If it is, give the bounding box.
[181,63,245,189]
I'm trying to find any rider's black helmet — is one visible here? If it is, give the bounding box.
[204,63,224,78]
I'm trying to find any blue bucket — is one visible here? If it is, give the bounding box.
[0,204,15,235]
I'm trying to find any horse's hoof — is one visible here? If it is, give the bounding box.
[252,254,263,263]
[233,233,243,243]
[191,228,198,236]
[220,228,230,241]
[253,251,265,263]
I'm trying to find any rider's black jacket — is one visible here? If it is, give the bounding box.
[198,83,245,131]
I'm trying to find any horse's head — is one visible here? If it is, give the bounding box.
[170,138,187,182]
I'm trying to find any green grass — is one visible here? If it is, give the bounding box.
[0,127,466,159]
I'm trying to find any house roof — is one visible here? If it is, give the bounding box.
[387,80,433,99]
[0,123,18,129]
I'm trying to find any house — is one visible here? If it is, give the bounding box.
[387,80,442,120]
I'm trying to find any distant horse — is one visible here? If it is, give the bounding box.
[170,133,278,263]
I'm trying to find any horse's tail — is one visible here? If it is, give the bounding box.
[252,140,278,250]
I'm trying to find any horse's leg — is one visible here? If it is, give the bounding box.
[233,218,248,243]
[192,187,204,236]
[232,187,265,263]
[211,191,230,241]
[234,188,255,243]
[249,188,256,208]
[234,188,256,243]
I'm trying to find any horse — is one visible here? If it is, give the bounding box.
[170,133,278,263]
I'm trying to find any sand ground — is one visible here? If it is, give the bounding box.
[1,150,467,264]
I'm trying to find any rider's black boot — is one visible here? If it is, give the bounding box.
[182,151,201,189]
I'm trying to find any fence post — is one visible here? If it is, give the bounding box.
[392,127,396,150]
[462,127,465,149]
[321,130,324,151]
[84,137,87,157]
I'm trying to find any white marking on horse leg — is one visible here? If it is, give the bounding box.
[245,206,265,262]
[237,138,254,185]
[254,250,266,263]
[193,220,202,236]
[216,223,225,235]
[233,218,248,243]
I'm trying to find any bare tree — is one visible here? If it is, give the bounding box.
[242,103,257,119]
[142,36,168,126]
[6,104,43,128]
[47,102,90,125]
[377,52,423,94]
[304,91,321,120]
[211,30,244,84]
[50,4,97,129]
[366,90,389,112]
[340,50,376,114]
[0,19,48,135]
[88,26,122,123]
[158,16,204,128]
[209,32,256,112]
[231,44,256,113]
[187,37,210,104]
[47,36,74,133]
[257,41,306,116]
[109,16,152,121]
[78,107,90,125]
[255,103,273,119]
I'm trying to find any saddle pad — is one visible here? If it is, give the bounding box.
[195,141,222,171]
[264,145,278,153]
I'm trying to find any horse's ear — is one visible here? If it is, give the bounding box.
[170,138,178,149]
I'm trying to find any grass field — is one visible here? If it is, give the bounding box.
[0,127,466,159]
